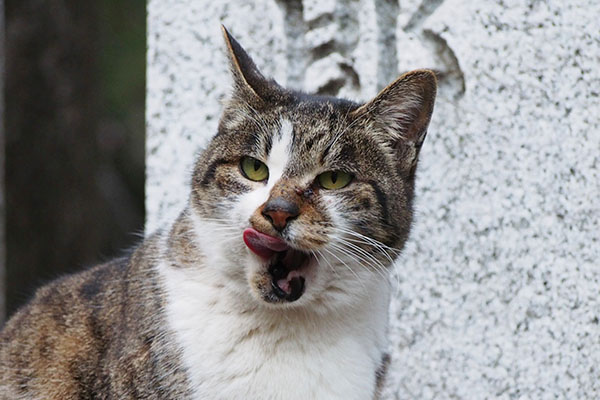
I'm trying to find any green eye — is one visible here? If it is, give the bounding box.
[317,171,352,190]
[240,156,269,181]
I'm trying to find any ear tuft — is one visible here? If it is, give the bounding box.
[221,25,283,103]
[352,70,437,147]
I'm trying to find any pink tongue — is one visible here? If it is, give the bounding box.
[243,228,289,259]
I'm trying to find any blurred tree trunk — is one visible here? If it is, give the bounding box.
[1,0,6,325]
[5,1,144,317]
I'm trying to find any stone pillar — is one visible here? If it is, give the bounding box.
[147,1,600,398]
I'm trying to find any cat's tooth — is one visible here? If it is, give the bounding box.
[276,279,291,294]
[286,277,305,302]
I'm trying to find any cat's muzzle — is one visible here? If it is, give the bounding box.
[243,227,310,303]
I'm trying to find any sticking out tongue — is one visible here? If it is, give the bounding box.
[243,228,289,259]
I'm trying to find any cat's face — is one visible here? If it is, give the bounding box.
[189,28,436,312]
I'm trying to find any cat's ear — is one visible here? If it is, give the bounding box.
[351,70,437,175]
[221,25,284,104]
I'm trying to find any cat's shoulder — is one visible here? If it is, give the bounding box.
[0,256,126,349]
[0,234,181,399]
[1,233,166,339]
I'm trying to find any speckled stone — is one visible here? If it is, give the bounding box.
[147,1,600,398]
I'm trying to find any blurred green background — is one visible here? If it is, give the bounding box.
[5,0,146,317]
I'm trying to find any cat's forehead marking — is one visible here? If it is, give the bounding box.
[265,118,293,190]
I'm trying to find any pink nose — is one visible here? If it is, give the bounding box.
[262,197,300,231]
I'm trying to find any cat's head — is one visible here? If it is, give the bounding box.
[188,27,436,312]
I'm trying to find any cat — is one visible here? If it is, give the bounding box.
[0,26,436,399]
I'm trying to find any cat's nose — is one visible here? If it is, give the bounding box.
[262,197,300,231]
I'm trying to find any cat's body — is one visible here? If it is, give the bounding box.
[1,27,436,399]
[0,223,385,399]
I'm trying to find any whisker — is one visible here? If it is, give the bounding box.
[342,237,396,265]
[336,239,388,270]
[334,240,389,278]
[313,249,341,282]
[329,241,391,288]
[334,227,402,255]
[321,247,370,301]
[331,227,401,266]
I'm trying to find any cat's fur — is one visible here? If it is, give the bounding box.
[0,27,436,399]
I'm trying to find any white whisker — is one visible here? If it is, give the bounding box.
[321,246,371,304]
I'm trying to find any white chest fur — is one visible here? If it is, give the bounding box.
[158,260,389,400]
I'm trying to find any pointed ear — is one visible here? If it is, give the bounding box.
[351,70,437,173]
[221,25,284,104]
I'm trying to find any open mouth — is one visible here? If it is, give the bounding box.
[243,228,308,302]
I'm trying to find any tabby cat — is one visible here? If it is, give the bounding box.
[0,27,436,399]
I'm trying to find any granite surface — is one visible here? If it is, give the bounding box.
[147,1,600,398]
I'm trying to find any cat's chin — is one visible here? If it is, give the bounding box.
[249,248,314,306]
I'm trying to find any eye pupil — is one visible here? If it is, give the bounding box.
[241,156,269,182]
[317,170,351,190]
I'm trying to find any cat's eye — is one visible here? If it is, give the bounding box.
[317,171,352,190]
[240,156,269,182]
